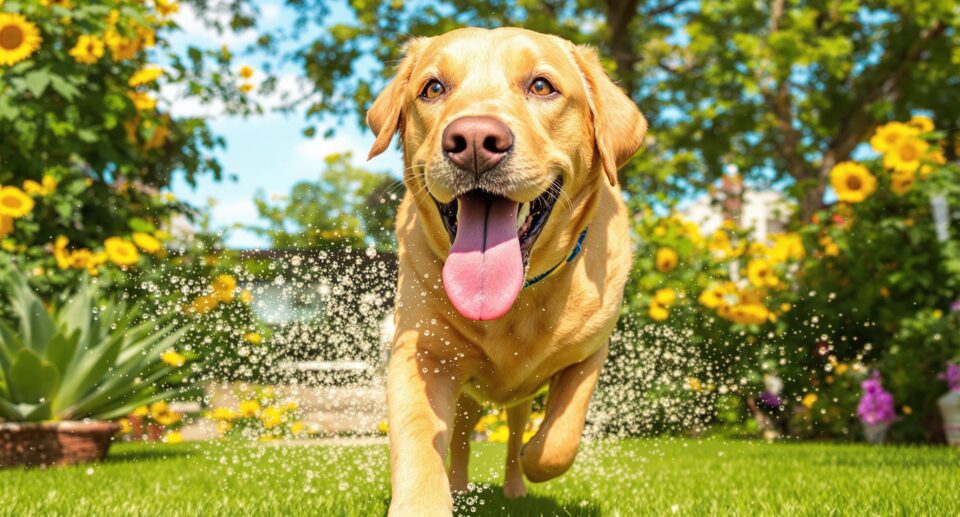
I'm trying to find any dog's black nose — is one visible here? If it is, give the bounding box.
[442,116,513,175]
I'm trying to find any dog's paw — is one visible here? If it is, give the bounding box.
[388,498,454,517]
[503,478,527,498]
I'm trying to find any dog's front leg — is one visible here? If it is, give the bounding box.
[387,338,463,517]
[521,341,608,482]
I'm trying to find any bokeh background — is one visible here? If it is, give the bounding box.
[2,0,960,448]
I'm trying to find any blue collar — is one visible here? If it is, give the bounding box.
[523,227,589,289]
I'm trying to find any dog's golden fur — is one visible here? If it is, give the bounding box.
[367,27,646,516]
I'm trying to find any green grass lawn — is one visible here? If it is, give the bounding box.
[3,437,959,516]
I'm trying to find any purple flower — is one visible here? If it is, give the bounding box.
[759,391,782,409]
[950,300,960,313]
[857,370,896,425]
[938,362,960,392]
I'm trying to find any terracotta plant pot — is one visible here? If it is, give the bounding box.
[0,421,120,468]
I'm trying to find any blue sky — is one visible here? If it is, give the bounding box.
[164,1,401,248]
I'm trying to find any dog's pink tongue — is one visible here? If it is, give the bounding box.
[442,192,523,321]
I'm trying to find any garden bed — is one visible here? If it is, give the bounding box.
[2,438,958,515]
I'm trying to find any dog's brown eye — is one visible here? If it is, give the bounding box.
[421,80,445,100]
[529,78,556,96]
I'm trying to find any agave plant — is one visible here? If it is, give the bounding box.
[0,267,193,422]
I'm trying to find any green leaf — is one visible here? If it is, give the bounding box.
[128,217,156,233]
[8,349,61,405]
[6,268,55,353]
[0,319,25,373]
[44,329,81,377]
[23,69,51,97]
[76,129,98,143]
[49,75,80,101]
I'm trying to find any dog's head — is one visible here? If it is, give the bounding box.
[368,27,646,321]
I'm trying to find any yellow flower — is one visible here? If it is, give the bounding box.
[155,0,180,17]
[104,236,140,266]
[655,247,678,272]
[890,170,915,196]
[164,431,183,444]
[239,83,254,94]
[129,66,164,87]
[160,349,185,367]
[107,32,141,61]
[40,0,75,7]
[377,420,389,434]
[687,377,703,392]
[212,274,237,302]
[698,284,723,309]
[829,161,876,204]
[239,290,253,304]
[488,426,510,443]
[85,251,108,276]
[132,231,162,254]
[0,14,42,67]
[131,405,149,417]
[907,115,934,133]
[68,248,92,269]
[801,393,818,409]
[746,259,778,288]
[767,233,804,263]
[260,406,283,429]
[149,401,170,421]
[291,421,305,434]
[118,418,132,434]
[0,186,35,218]
[127,91,156,111]
[239,399,261,418]
[0,215,12,237]
[239,65,254,79]
[869,122,918,154]
[210,407,236,420]
[69,34,105,64]
[883,137,928,173]
[728,303,770,325]
[162,192,177,203]
[190,294,219,315]
[648,301,669,321]
[819,235,840,257]
[243,332,263,345]
[653,287,676,306]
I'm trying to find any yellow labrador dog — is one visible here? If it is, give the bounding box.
[367,27,646,516]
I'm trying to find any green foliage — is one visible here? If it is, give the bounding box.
[268,0,960,218]
[252,153,400,251]
[0,265,194,422]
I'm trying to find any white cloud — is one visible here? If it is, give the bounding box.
[172,2,259,47]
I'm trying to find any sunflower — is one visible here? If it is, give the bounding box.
[69,34,104,64]
[132,231,162,253]
[890,170,915,196]
[655,247,678,272]
[212,274,237,302]
[747,258,778,288]
[104,236,140,266]
[239,65,253,79]
[239,83,254,94]
[653,287,676,306]
[0,14,42,67]
[128,66,164,87]
[0,186,35,218]
[829,161,876,204]
[869,122,918,154]
[907,115,934,133]
[698,284,723,309]
[127,91,156,111]
[883,136,928,173]
[155,0,180,17]
[0,215,12,237]
[648,302,669,321]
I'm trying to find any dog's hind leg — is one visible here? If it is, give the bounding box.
[503,399,532,498]
[448,393,482,493]
[520,342,608,482]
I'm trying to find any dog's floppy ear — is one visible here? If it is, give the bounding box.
[572,45,647,186]
[366,38,430,160]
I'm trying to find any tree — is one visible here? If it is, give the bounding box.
[269,0,959,220]
[252,153,399,250]
[0,0,257,291]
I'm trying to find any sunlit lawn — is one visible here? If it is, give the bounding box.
[3,437,959,516]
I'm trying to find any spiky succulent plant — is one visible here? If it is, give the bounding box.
[0,267,192,422]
